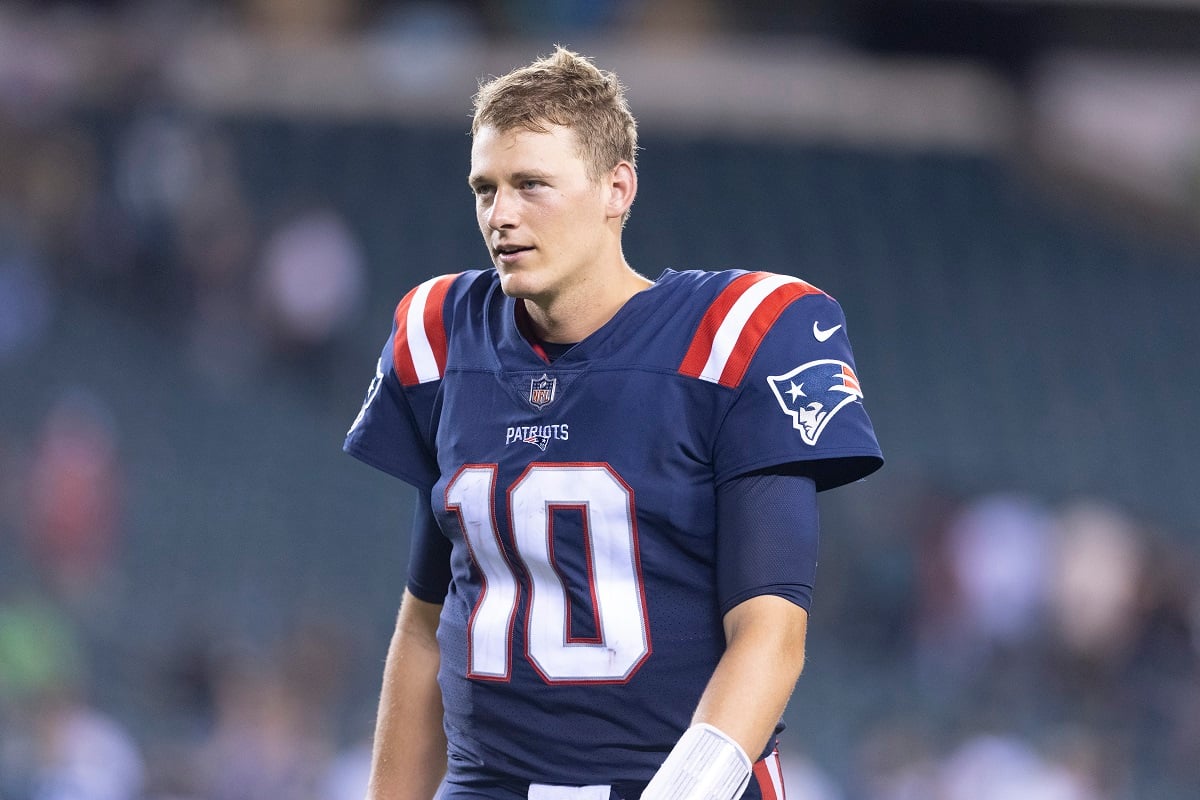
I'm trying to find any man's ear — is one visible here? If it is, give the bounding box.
[605,161,637,220]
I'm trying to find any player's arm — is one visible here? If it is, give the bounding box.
[643,470,817,799]
[640,598,806,800]
[694,593,808,751]
[643,597,806,799]
[692,466,816,759]
[366,588,446,800]
[367,492,453,800]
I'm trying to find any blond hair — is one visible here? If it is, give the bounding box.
[471,46,638,180]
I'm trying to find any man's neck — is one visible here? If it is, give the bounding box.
[522,265,652,343]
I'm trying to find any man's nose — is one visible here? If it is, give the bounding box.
[487,187,519,229]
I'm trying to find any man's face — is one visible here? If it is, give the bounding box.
[469,123,611,304]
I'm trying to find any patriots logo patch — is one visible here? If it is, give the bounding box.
[505,424,569,451]
[347,357,385,435]
[767,359,863,445]
[529,373,557,409]
[522,432,551,451]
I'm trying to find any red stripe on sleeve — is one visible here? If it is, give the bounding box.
[392,289,420,386]
[423,274,456,377]
[391,273,459,387]
[678,272,770,379]
[717,280,822,387]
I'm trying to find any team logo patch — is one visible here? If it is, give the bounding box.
[347,357,384,435]
[505,424,569,451]
[523,431,550,450]
[767,359,863,445]
[529,373,557,409]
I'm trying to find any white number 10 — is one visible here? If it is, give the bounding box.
[445,463,651,684]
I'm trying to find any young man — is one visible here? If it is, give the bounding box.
[345,47,882,800]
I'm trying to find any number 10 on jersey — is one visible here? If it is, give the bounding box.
[445,463,652,684]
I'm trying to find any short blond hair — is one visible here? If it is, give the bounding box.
[471,46,638,180]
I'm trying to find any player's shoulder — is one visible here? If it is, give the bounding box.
[392,269,495,315]
[674,269,881,487]
[388,269,496,387]
[659,268,836,329]
[665,268,841,389]
[660,266,827,295]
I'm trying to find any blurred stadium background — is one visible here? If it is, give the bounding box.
[2,1,1200,798]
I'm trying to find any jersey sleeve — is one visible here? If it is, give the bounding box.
[343,275,459,490]
[710,282,883,490]
[405,489,453,603]
[716,471,818,615]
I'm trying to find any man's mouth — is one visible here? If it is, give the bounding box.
[494,244,533,261]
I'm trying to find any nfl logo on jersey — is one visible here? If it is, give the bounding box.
[529,374,557,408]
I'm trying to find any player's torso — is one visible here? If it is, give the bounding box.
[426,271,735,784]
[347,262,879,792]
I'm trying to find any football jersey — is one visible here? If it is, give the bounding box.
[344,268,882,790]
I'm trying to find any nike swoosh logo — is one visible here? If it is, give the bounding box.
[812,321,842,342]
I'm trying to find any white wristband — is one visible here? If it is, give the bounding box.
[641,723,753,800]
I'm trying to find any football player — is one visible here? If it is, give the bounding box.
[345,47,883,800]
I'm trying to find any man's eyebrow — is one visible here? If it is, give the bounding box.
[468,170,551,187]
[510,170,551,182]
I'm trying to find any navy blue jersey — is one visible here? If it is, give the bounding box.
[345,268,882,790]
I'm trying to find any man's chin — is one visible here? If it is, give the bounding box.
[496,270,539,300]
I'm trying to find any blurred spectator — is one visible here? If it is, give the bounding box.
[113,110,269,383]
[254,204,365,356]
[0,216,53,362]
[192,646,331,800]
[0,114,116,305]
[912,494,1056,700]
[779,748,845,800]
[21,694,146,800]
[0,7,79,127]
[946,494,1054,649]
[1048,501,1143,665]
[320,732,371,800]
[0,119,93,361]
[852,719,940,800]
[24,391,123,610]
[173,129,257,308]
[114,114,247,313]
[1124,532,1200,795]
[0,593,143,800]
[938,732,1104,800]
[0,593,82,715]
[17,124,103,279]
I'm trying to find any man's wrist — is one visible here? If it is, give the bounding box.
[641,722,752,800]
